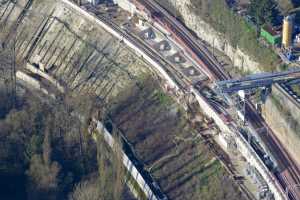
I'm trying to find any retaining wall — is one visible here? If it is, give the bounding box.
[16,71,56,98]
[25,63,65,93]
[94,120,163,200]
[16,71,41,89]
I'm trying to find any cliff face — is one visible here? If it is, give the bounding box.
[264,95,300,166]
[163,0,300,165]
[162,0,260,72]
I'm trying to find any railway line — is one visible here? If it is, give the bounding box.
[134,0,300,199]
[248,103,300,200]
[138,0,226,81]
[67,0,300,198]
[96,13,191,89]
[87,8,252,200]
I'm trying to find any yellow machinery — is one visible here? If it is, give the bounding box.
[282,15,294,48]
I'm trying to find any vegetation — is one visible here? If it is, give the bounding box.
[96,132,125,200]
[110,78,246,200]
[0,76,246,200]
[249,0,278,25]
[291,84,300,95]
[69,176,101,200]
[0,1,259,199]
[276,0,294,14]
[0,90,127,200]
[189,0,280,71]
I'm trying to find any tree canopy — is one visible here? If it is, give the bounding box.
[0,92,125,200]
[249,0,278,25]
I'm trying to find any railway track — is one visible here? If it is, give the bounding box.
[136,0,300,199]
[248,103,300,200]
[97,14,192,89]
[138,0,228,81]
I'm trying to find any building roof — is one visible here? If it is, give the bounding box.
[262,24,281,36]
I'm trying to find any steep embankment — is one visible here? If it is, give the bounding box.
[0,0,246,199]
[160,0,300,166]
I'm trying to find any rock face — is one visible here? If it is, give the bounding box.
[163,0,300,165]
[264,86,300,165]
[264,95,300,166]
[163,0,260,73]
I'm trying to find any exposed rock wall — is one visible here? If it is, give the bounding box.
[163,0,260,73]
[264,94,300,166]
[263,85,300,165]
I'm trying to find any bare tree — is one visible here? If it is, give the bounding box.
[26,125,61,200]
[96,128,125,200]
[0,20,17,110]
[111,132,125,200]
[69,177,101,200]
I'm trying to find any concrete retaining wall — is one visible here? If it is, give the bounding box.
[25,63,65,93]
[264,85,300,166]
[16,71,41,89]
[16,71,55,97]
[272,84,300,123]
